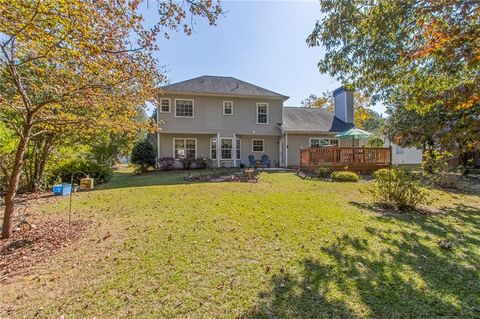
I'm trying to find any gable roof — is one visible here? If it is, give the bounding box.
[281,107,354,133]
[161,76,288,100]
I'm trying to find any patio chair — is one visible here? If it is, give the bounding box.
[261,154,271,168]
[248,155,255,167]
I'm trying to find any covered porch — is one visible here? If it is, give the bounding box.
[300,146,392,174]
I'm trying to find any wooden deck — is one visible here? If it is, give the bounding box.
[300,147,392,174]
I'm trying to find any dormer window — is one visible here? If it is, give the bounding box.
[223,101,233,115]
[256,103,268,124]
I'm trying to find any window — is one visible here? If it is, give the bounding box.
[310,138,339,148]
[256,103,268,124]
[221,138,233,159]
[173,138,196,159]
[211,138,241,160]
[236,138,241,160]
[210,138,217,160]
[223,101,233,115]
[160,98,170,113]
[175,99,194,117]
[252,139,264,152]
[396,146,405,155]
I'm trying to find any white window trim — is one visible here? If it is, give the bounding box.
[174,98,194,118]
[172,138,197,159]
[309,137,339,147]
[256,103,269,125]
[236,138,241,160]
[210,138,217,160]
[220,137,234,160]
[160,98,171,113]
[210,137,241,160]
[252,139,265,152]
[223,101,233,116]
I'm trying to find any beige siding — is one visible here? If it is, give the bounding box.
[158,94,283,136]
[159,133,280,168]
[286,133,358,166]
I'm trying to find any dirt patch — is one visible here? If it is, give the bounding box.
[0,219,89,281]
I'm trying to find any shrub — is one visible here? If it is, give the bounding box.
[430,172,459,189]
[422,150,450,174]
[131,139,156,173]
[194,156,212,169]
[331,171,360,182]
[370,168,428,211]
[50,159,113,185]
[314,167,332,178]
[158,156,175,171]
[179,157,194,170]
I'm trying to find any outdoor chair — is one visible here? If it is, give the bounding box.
[248,155,255,167]
[261,154,271,168]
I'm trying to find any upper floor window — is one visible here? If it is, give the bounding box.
[175,99,194,117]
[256,103,268,124]
[223,101,233,115]
[310,138,339,148]
[160,98,170,113]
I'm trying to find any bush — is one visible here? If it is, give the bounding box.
[370,168,428,211]
[314,167,332,178]
[194,156,212,169]
[131,139,156,173]
[50,159,113,185]
[422,150,450,174]
[430,172,459,189]
[179,157,194,170]
[331,171,360,182]
[158,156,175,171]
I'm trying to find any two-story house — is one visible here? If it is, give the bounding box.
[156,75,364,168]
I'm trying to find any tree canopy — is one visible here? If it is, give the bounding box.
[0,0,222,239]
[307,0,479,152]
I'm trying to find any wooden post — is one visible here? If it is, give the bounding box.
[333,147,337,166]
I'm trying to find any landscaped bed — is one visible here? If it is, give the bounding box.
[1,168,479,318]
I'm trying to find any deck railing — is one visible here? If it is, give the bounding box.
[300,146,391,173]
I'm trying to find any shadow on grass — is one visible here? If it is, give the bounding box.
[241,204,480,318]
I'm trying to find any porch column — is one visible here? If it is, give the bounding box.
[217,132,221,168]
[233,133,236,167]
[156,131,161,168]
[285,133,288,167]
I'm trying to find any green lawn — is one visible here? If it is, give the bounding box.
[2,170,480,318]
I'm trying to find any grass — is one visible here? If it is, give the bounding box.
[2,169,480,318]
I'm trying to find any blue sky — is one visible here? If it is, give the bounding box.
[143,0,385,114]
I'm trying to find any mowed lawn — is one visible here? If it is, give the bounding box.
[2,170,480,318]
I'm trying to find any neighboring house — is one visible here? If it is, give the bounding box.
[384,141,423,165]
[156,76,395,168]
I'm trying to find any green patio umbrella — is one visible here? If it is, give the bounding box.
[335,128,374,147]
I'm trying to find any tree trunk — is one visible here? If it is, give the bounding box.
[2,125,32,239]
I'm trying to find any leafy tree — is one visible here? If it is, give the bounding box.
[0,1,222,239]
[307,0,479,156]
[131,139,156,173]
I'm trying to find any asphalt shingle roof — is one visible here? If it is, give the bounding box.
[281,107,354,133]
[161,76,288,100]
